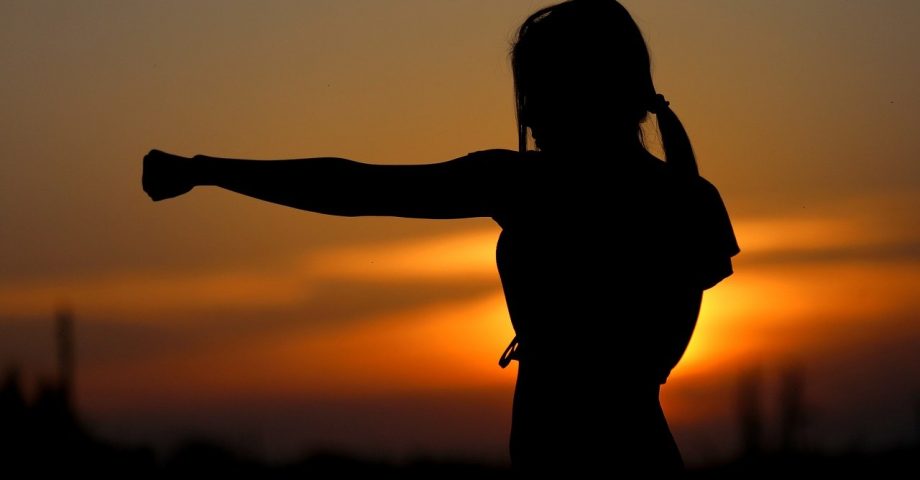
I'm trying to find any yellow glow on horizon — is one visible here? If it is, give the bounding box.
[15,214,920,412]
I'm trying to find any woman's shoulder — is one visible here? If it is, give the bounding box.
[460,149,535,179]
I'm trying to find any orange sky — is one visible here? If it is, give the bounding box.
[1,0,919,465]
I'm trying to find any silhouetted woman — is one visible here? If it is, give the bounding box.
[143,0,739,474]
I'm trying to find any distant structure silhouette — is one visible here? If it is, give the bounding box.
[0,310,162,475]
[779,365,807,453]
[56,307,75,407]
[142,0,739,474]
[738,367,765,459]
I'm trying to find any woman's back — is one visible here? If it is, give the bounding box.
[491,147,737,472]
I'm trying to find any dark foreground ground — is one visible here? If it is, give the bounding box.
[2,428,916,479]
[2,369,916,478]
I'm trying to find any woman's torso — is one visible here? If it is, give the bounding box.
[492,148,702,383]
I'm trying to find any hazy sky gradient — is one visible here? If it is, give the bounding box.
[2,0,919,464]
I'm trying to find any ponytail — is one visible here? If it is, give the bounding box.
[518,121,528,153]
[649,94,699,177]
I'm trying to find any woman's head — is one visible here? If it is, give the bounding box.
[512,0,653,152]
[511,0,697,175]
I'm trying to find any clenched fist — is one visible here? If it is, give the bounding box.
[142,149,196,201]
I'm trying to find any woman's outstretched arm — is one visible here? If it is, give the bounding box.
[142,149,516,219]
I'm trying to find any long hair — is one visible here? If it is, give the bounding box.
[511,0,698,176]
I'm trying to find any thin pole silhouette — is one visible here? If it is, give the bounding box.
[143,0,739,474]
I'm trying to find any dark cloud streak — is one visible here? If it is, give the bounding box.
[737,242,920,267]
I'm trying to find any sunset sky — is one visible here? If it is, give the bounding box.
[2,0,919,465]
